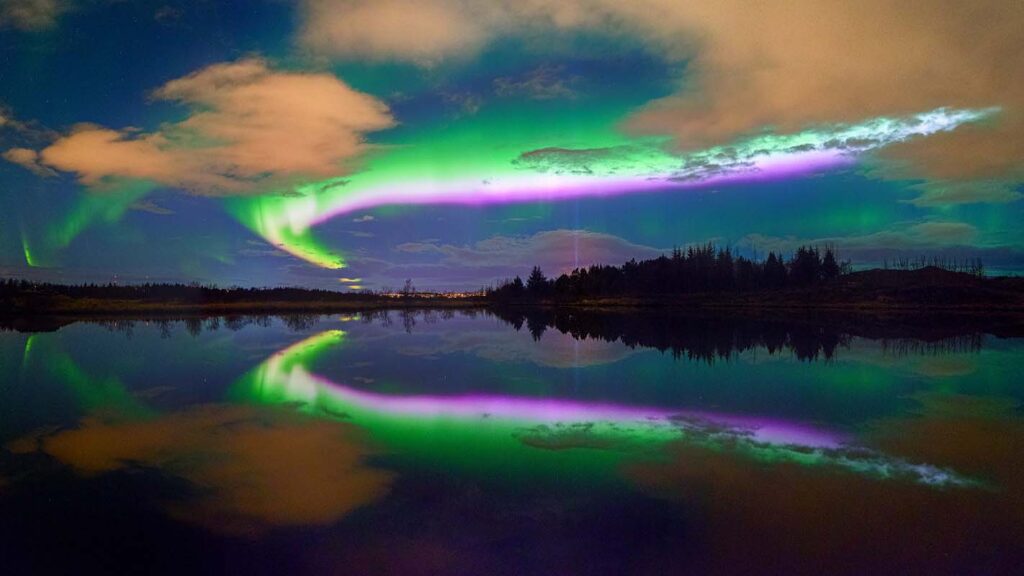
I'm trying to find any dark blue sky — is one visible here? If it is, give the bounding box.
[1,0,1021,289]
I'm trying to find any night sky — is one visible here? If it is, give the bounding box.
[1,0,1022,290]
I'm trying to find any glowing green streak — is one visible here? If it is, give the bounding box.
[21,180,154,267]
[21,228,36,267]
[22,334,153,418]
[229,192,346,269]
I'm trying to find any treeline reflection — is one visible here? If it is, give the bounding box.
[3,308,1016,361]
[485,308,1002,362]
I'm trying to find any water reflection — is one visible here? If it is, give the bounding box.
[9,405,390,535]
[627,393,1024,574]
[234,329,976,487]
[487,308,1009,362]
[2,309,1023,573]
[7,308,1018,360]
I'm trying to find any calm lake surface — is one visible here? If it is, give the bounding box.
[2,310,1023,575]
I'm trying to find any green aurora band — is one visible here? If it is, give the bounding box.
[229,107,996,270]
[20,180,154,268]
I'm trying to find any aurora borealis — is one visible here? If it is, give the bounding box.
[1,1,1022,289]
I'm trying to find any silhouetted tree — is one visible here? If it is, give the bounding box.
[484,242,867,301]
[789,246,821,287]
[764,252,787,289]
[821,247,841,281]
[526,266,549,296]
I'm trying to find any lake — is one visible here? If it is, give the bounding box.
[2,309,1023,575]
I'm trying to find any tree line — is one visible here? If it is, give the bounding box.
[0,278,380,305]
[487,244,849,300]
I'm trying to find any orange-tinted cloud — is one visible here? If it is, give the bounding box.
[0,0,67,30]
[301,0,492,63]
[28,405,392,534]
[301,0,1023,204]
[2,147,55,177]
[35,58,395,195]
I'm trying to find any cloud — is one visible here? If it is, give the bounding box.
[0,105,57,143]
[40,125,187,186]
[0,0,67,30]
[300,0,493,63]
[513,146,636,175]
[19,405,392,534]
[34,58,395,195]
[129,200,174,215]
[743,222,978,253]
[239,239,292,259]
[739,221,1024,266]
[493,65,578,100]
[440,91,483,116]
[618,1,1024,193]
[904,222,979,245]
[2,147,56,177]
[300,0,1024,201]
[395,229,664,273]
[905,181,1023,207]
[288,230,662,290]
[380,318,639,368]
[153,5,183,24]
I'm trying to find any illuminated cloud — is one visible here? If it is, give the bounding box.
[288,230,663,289]
[0,0,67,30]
[2,147,55,177]
[153,5,183,25]
[35,58,395,195]
[300,0,493,63]
[396,229,664,274]
[739,222,1024,268]
[742,222,979,253]
[129,200,174,215]
[29,405,392,534]
[393,322,640,368]
[0,105,56,142]
[493,65,579,100]
[301,0,1024,202]
[905,181,1023,207]
[40,125,189,186]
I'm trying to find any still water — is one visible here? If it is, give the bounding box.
[2,310,1023,574]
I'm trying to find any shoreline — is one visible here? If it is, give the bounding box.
[4,266,1023,317]
[4,295,1024,317]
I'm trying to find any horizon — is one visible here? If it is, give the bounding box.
[4,245,1012,293]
